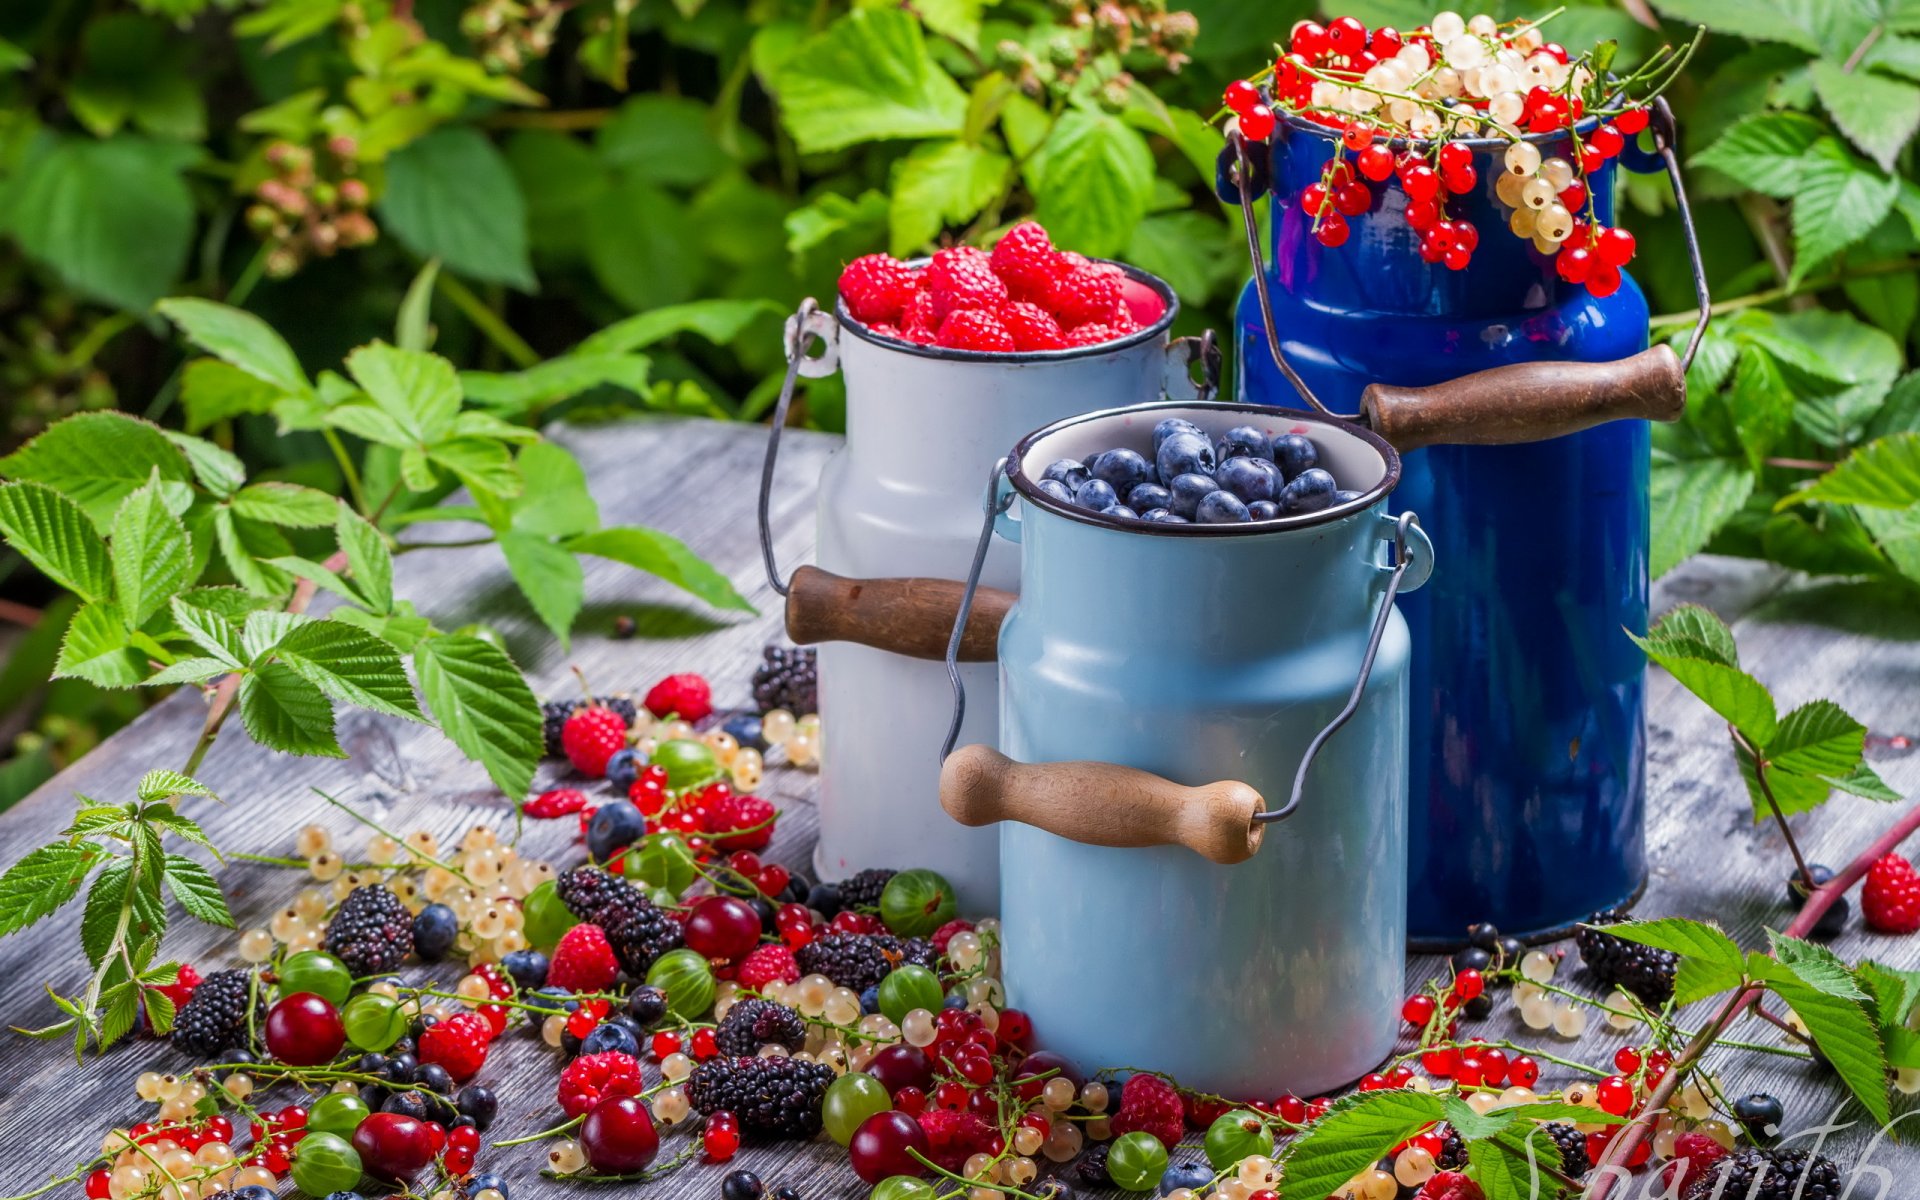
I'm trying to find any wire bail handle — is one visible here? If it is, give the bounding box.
[757,298,840,598]
[940,460,1017,764]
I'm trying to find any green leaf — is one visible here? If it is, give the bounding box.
[0,843,99,937]
[1824,758,1904,801]
[266,556,360,609]
[414,634,542,798]
[1737,737,1835,818]
[1603,917,1746,972]
[1277,1091,1444,1200]
[345,343,462,447]
[1644,603,1740,668]
[1627,635,1778,742]
[0,412,193,533]
[241,611,303,663]
[0,133,196,310]
[162,855,231,927]
[577,299,777,357]
[1794,433,1920,508]
[164,430,247,499]
[1766,700,1867,778]
[111,477,193,629]
[0,482,112,601]
[772,9,967,153]
[143,986,176,1036]
[1646,0,1825,53]
[428,439,521,500]
[1752,955,1890,1125]
[396,259,440,351]
[460,354,652,414]
[378,127,535,290]
[1691,111,1829,196]
[1767,932,1868,1000]
[888,139,1010,257]
[229,483,338,528]
[81,858,165,967]
[55,601,144,688]
[585,177,704,313]
[145,657,229,686]
[238,662,343,757]
[212,508,293,597]
[1790,140,1898,283]
[1027,109,1156,258]
[504,442,599,539]
[339,507,393,615]
[154,299,310,397]
[916,0,984,49]
[272,620,424,721]
[1726,348,1796,466]
[598,94,731,187]
[98,983,140,1051]
[169,594,246,667]
[567,526,754,614]
[136,770,215,804]
[1811,61,1920,171]
[498,531,585,645]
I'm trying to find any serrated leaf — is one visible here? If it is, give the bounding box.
[1753,956,1890,1125]
[98,983,139,1050]
[0,842,99,937]
[1768,932,1868,999]
[1811,61,1920,172]
[1766,700,1867,778]
[1823,758,1904,801]
[154,299,310,397]
[145,657,231,686]
[427,438,520,499]
[55,601,144,688]
[81,858,165,967]
[567,526,754,614]
[1628,637,1778,742]
[1791,139,1898,283]
[0,411,192,533]
[179,359,285,435]
[1642,603,1741,668]
[1602,919,1748,996]
[272,620,424,721]
[1028,109,1156,258]
[162,855,231,927]
[137,769,215,805]
[144,986,176,1035]
[163,430,247,498]
[1280,1091,1444,1198]
[1794,432,1920,508]
[1737,737,1835,818]
[111,476,192,628]
[229,483,338,528]
[414,634,541,797]
[0,481,112,600]
[1466,1132,1533,1200]
[238,662,343,757]
[1691,111,1828,195]
[498,531,584,645]
[887,138,1010,256]
[241,611,303,663]
[771,9,966,153]
[378,127,535,291]
[505,442,598,539]
[212,507,292,597]
[1650,456,1755,578]
[345,343,461,447]
[169,594,245,667]
[338,507,392,614]
[139,808,219,856]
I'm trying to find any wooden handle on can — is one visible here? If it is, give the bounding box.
[784,565,1013,662]
[938,744,1266,865]
[1360,344,1686,452]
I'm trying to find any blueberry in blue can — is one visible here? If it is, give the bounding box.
[1073,478,1117,511]
[1168,472,1216,519]
[1332,489,1362,505]
[581,1021,639,1057]
[1104,505,1138,520]
[1279,467,1337,513]
[1127,482,1171,512]
[1148,510,1189,523]
[1217,456,1281,503]
[1140,508,1171,521]
[1196,490,1251,523]
[1042,458,1091,490]
[1036,478,1073,504]
[1216,425,1273,462]
[1156,432,1215,483]
[1152,417,1205,451]
[1272,433,1319,479]
[1248,500,1281,520]
[1092,448,1153,496]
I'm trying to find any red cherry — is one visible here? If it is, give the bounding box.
[1357,144,1395,182]
[1290,20,1329,58]
[582,1095,660,1173]
[1333,182,1371,216]
[704,1111,741,1160]
[849,1111,932,1184]
[1342,121,1374,152]
[1224,80,1260,115]
[1314,213,1350,248]
[1327,16,1367,57]
[1240,104,1276,142]
[1596,1075,1635,1116]
[352,1113,437,1180]
[1509,1055,1541,1088]
[1401,994,1437,1026]
[1596,226,1636,267]
[1370,26,1402,57]
[264,993,344,1067]
[1614,1046,1643,1074]
[1616,107,1650,135]
[684,895,761,960]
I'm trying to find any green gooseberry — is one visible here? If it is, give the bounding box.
[624,833,698,895]
[289,1131,362,1195]
[651,738,722,790]
[869,1177,936,1200]
[523,879,575,950]
[1204,1110,1274,1171]
[279,950,353,1008]
[341,993,408,1051]
[1106,1131,1170,1192]
[306,1092,371,1137]
[645,948,716,1020]
[876,965,944,1026]
[878,869,958,937]
[822,1072,893,1146]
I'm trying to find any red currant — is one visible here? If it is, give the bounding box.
[1386,1065,1415,1088]
[1478,1048,1509,1086]
[1421,1046,1460,1077]
[1327,16,1368,57]
[704,1111,742,1160]
[1596,226,1636,267]
[478,1003,508,1037]
[1370,26,1402,57]
[932,1081,970,1110]
[1579,145,1604,174]
[1290,20,1329,58]
[1333,182,1371,217]
[1358,1072,1390,1091]
[450,1125,482,1153]
[895,1086,928,1113]
[1357,144,1395,182]
[1442,164,1477,193]
[651,1030,682,1059]
[1307,1098,1332,1122]
[1592,124,1625,157]
[1277,1095,1308,1125]
[1509,1055,1540,1088]
[1595,1075,1635,1116]
[1616,107,1650,135]
[967,1088,1000,1120]
[998,1008,1032,1048]
[691,1028,719,1060]
[1325,161,1353,187]
[1224,80,1260,115]
[1614,1045,1643,1074]
[1300,183,1330,216]
[85,1170,111,1199]
[1240,104,1277,142]
[1342,121,1374,152]
[1455,1057,1484,1087]
[1452,969,1485,1002]
[1406,199,1440,231]
[1401,994,1438,1026]
[445,1148,476,1175]
[1542,42,1569,63]
[1559,180,1588,212]
[755,864,790,897]
[1401,165,1439,202]
[1556,245,1595,284]
[1437,142,1472,175]
[1451,221,1478,252]
[1314,213,1350,248]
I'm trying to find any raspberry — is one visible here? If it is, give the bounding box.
[704,792,776,852]
[736,943,801,991]
[1661,1132,1728,1193]
[152,963,200,1020]
[901,289,938,336]
[1110,1073,1184,1149]
[838,254,919,326]
[1420,1173,1484,1200]
[926,247,1007,320]
[644,673,712,723]
[1045,260,1123,328]
[937,309,1015,353]
[930,919,974,956]
[989,222,1060,301]
[918,1108,997,1170]
[998,301,1066,351]
[1107,298,1140,334]
[525,788,588,819]
[558,1050,644,1117]
[1863,853,1920,933]
[1062,323,1117,347]
[419,1012,492,1082]
[548,922,620,992]
[562,705,628,778]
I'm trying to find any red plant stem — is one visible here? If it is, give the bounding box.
[1586,797,1920,1197]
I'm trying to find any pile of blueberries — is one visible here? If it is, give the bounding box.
[1036,417,1358,524]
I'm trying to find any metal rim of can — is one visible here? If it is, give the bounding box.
[832,256,1181,364]
[1271,105,1607,152]
[1004,400,1402,538]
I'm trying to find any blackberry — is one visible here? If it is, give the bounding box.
[1684,1147,1843,1200]
[1070,1144,1111,1187]
[751,645,817,717]
[542,696,638,756]
[555,865,648,926]
[685,1055,836,1138]
[1437,1125,1465,1170]
[837,868,897,913]
[1575,908,1677,1006]
[172,968,253,1057]
[325,885,414,977]
[603,899,685,978]
[1542,1123,1589,1177]
[795,933,936,992]
[714,998,807,1057]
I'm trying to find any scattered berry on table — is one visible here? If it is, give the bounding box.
[645,672,713,723]
[603,896,686,978]
[796,932,938,992]
[558,1050,646,1117]
[704,791,777,852]
[1110,1072,1185,1150]
[1681,1147,1842,1200]
[1862,853,1920,933]
[836,867,897,913]
[525,787,589,820]
[563,703,631,778]
[736,943,802,992]
[544,696,637,757]
[714,998,808,1057]
[751,645,818,718]
[171,967,254,1057]
[686,1055,838,1138]
[410,903,459,961]
[1576,908,1678,1005]
[419,1011,493,1082]
[324,885,414,977]
[548,923,621,992]
[557,865,647,926]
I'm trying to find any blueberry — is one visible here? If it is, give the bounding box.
[411,904,458,961]
[587,800,646,861]
[581,1021,640,1057]
[721,712,766,752]
[752,895,778,933]
[1072,478,1117,511]
[1272,433,1320,479]
[1156,432,1215,483]
[1042,458,1091,490]
[860,985,880,1014]
[607,1013,646,1039]
[805,882,843,917]
[469,1174,509,1199]
[1160,1162,1214,1195]
[1451,946,1492,973]
[1333,489,1363,505]
[1247,500,1280,520]
[627,984,669,1026]
[383,1090,430,1119]
[320,1192,363,1200]
[457,1085,499,1131]
[606,746,641,791]
[1168,472,1216,518]
[232,1190,277,1200]
[1036,478,1073,504]
[1092,448,1153,496]
[1139,508,1171,521]
[500,949,548,991]
[1787,864,1836,906]
[1196,490,1250,523]
[1217,455,1281,502]
[1127,482,1172,513]
[943,992,967,1008]
[1278,467,1337,513]
[1104,505,1139,520]
[1147,510,1189,523]
[1466,922,1502,950]
[1810,895,1851,940]
[526,986,575,1015]
[723,1172,766,1200]
[1152,417,1205,451]
[1732,1093,1785,1144]
[417,1062,455,1094]
[1216,425,1273,462]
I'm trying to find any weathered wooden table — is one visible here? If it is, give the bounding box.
[1,417,1916,1196]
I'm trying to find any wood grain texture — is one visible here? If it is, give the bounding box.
[785,566,1012,662]
[0,419,1914,1197]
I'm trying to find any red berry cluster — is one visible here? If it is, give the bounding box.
[836,222,1166,353]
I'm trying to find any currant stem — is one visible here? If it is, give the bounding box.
[309,786,478,889]
[493,1114,584,1148]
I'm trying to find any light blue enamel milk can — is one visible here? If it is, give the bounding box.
[937,401,1433,1097]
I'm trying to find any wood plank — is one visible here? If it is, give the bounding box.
[0,416,1912,1199]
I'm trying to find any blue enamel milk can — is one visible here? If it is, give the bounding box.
[936,401,1433,1098]
[1219,100,1709,943]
